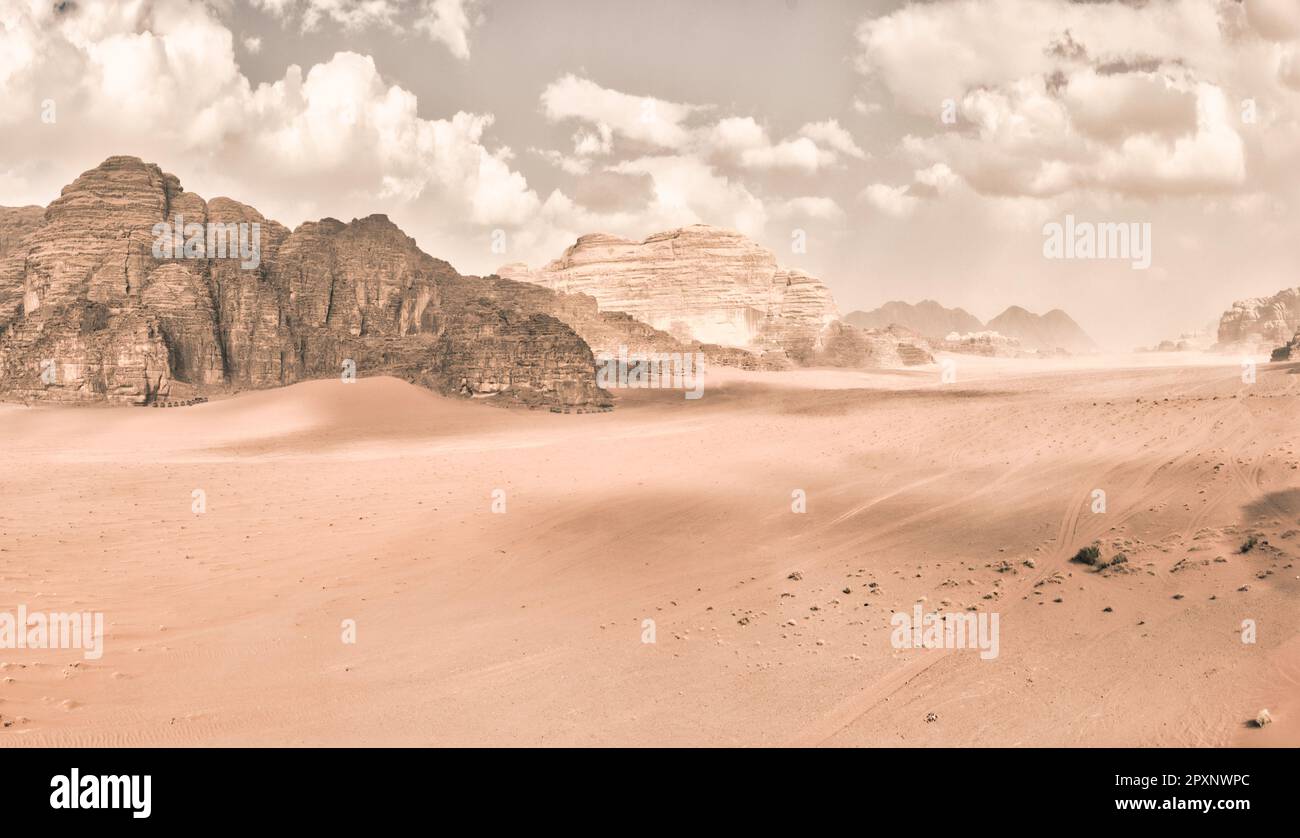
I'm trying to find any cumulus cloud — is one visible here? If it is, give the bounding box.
[854,0,1293,202]
[1244,0,1300,41]
[0,0,842,277]
[773,196,845,222]
[248,0,481,59]
[860,183,918,219]
[251,0,399,32]
[540,74,707,151]
[797,120,866,160]
[414,0,480,61]
[540,75,867,175]
[0,0,532,273]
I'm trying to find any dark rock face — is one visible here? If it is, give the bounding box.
[1272,331,1300,362]
[0,157,609,407]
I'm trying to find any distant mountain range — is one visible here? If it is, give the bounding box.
[844,300,983,340]
[845,300,1098,354]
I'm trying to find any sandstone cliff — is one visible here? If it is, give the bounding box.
[0,205,44,260]
[814,322,933,368]
[0,157,608,407]
[498,225,841,363]
[1217,287,1300,351]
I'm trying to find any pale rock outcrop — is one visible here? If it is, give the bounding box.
[498,225,840,362]
[1217,287,1300,351]
[937,330,1024,358]
[815,322,933,367]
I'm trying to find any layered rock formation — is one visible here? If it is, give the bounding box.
[985,306,1097,354]
[0,205,44,259]
[474,273,787,371]
[1217,287,1300,351]
[815,323,933,367]
[844,300,984,342]
[0,157,608,407]
[498,225,840,363]
[0,205,47,336]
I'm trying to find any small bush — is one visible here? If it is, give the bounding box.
[1070,544,1102,565]
[1240,536,1258,554]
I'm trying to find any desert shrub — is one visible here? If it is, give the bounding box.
[1070,544,1102,565]
[1240,536,1258,554]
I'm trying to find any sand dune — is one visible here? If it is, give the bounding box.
[1,358,1297,746]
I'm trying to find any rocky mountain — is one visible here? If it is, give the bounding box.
[498,225,841,364]
[985,306,1098,354]
[1217,287,1300,350]
[844,300,984,342]
[0,156,611,407]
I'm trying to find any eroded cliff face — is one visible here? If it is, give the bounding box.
[814,322,933,368]
[0,157,607,407]
[0,205,44,260]
[498,225,841,360]
[1218,287,1300,350]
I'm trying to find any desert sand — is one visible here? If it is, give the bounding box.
[1,353,1297,747]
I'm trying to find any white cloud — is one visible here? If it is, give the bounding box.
[0,0,535,274]
[415,0,479,61]
[572,123,613,156]
[774,196,845,222]
[531,148,592,176]
[248,0,480,59]
[610,155,768,239]
[860,184,918,219]
[541,74,707,151]
[854,0,1285,201]
[543,77,865,174]
[1245,0,1300,41]
[797,119,866,160]
[251,0,399,32]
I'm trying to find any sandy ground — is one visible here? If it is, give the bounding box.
[0,353,1297,747]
